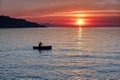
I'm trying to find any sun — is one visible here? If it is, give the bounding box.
[76,19,85,26]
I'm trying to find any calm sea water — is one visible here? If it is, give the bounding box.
[0,27,120,80]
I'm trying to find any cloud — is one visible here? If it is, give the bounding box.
[1,0,120,27]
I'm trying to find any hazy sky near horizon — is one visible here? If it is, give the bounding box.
[0,0,120,26]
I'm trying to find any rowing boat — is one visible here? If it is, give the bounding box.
[33,46,52,50]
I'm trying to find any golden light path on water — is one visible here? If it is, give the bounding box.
[78,27,83,51]
[78,27,82,44]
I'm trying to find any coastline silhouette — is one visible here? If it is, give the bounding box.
[0,15,47,28]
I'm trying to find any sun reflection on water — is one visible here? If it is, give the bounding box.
[78,27,83,49]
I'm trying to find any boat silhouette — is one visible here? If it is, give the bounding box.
[33,46,52,50]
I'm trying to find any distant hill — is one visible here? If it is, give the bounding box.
[0,15,47,28]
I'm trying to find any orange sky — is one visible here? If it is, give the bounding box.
[1,0,120,27]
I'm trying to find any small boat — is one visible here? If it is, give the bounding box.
[33,46,52,50]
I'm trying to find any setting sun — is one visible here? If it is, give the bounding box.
[76,19,85,26]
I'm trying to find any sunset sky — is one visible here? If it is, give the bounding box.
[0,0,120,27]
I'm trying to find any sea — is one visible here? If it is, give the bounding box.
[0,27,120,80]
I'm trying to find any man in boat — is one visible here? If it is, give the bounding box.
[39,42,43,47]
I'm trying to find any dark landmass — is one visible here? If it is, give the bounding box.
[0,15,47,28]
